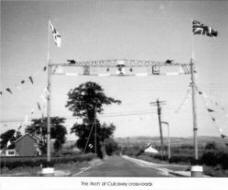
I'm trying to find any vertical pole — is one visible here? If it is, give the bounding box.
[161,121,171,160]
[94,106,97,155]
[157,99,164,158]
[47,64,51,162]
[47,20,51,162]
[167,123,171,160]
[190,58,198,160]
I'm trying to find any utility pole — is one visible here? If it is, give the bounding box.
[161,121,171,160]
[190,58,198,160]
[94,106,97,155]
[151,99,166,158]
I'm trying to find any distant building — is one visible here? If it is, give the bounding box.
[144,143,159,154]
[0,134,42,157]
[14,134,41,156]
[5,149,17,156]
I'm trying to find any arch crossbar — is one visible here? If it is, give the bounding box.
[50,59,191,76]
[50,59,189,67]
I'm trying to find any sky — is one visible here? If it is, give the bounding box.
[1,0,228,140]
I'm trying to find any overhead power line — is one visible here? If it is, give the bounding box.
[0,110,157,124]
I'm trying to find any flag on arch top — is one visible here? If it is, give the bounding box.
[49,21,62,47]
[192,20,218,37]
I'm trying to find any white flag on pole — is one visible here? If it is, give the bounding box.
[49,21,62,47]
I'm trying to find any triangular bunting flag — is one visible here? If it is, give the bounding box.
[37,102,41,110]
[28,76,34,84]
[207,108,215,112]
[6,88,13,94]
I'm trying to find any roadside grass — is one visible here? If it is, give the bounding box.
[203,165,228,177]
[1,165,40,176]
[54,160,90,175]
[1,161,90,176]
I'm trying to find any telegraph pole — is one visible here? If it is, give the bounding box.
[151,99,166,158]
[161,121,171,160]
[190,58,198,160]
[94,106,97,155]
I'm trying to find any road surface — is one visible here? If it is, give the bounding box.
[72,156,173,177]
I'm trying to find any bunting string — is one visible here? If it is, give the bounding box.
[3,86,47,149]
[196,86,227,139]
[0,66,47,97]
[196,86,227,116]
[174,86,191,113]
[4,86,49,139]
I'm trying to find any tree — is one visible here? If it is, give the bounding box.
[25,117,67,154]
[104,137,120,156]
[205,142,217,150]
[0,129,22,149]
[66,81,121,158]
[71,121,116,157]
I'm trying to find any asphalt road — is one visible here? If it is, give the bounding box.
[73,156,172,177]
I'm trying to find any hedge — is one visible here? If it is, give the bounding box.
[0,153,96,170]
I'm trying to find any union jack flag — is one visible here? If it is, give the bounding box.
[192,20,218,37]
[49,21,62,47]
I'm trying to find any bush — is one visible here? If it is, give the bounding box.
[200,150,228,169]
[104,138,120,156]
[218,153,228,169]
[205,142,217,150]
[201,151,218,166]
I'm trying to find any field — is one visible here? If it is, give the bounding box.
[116,136,228,148]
